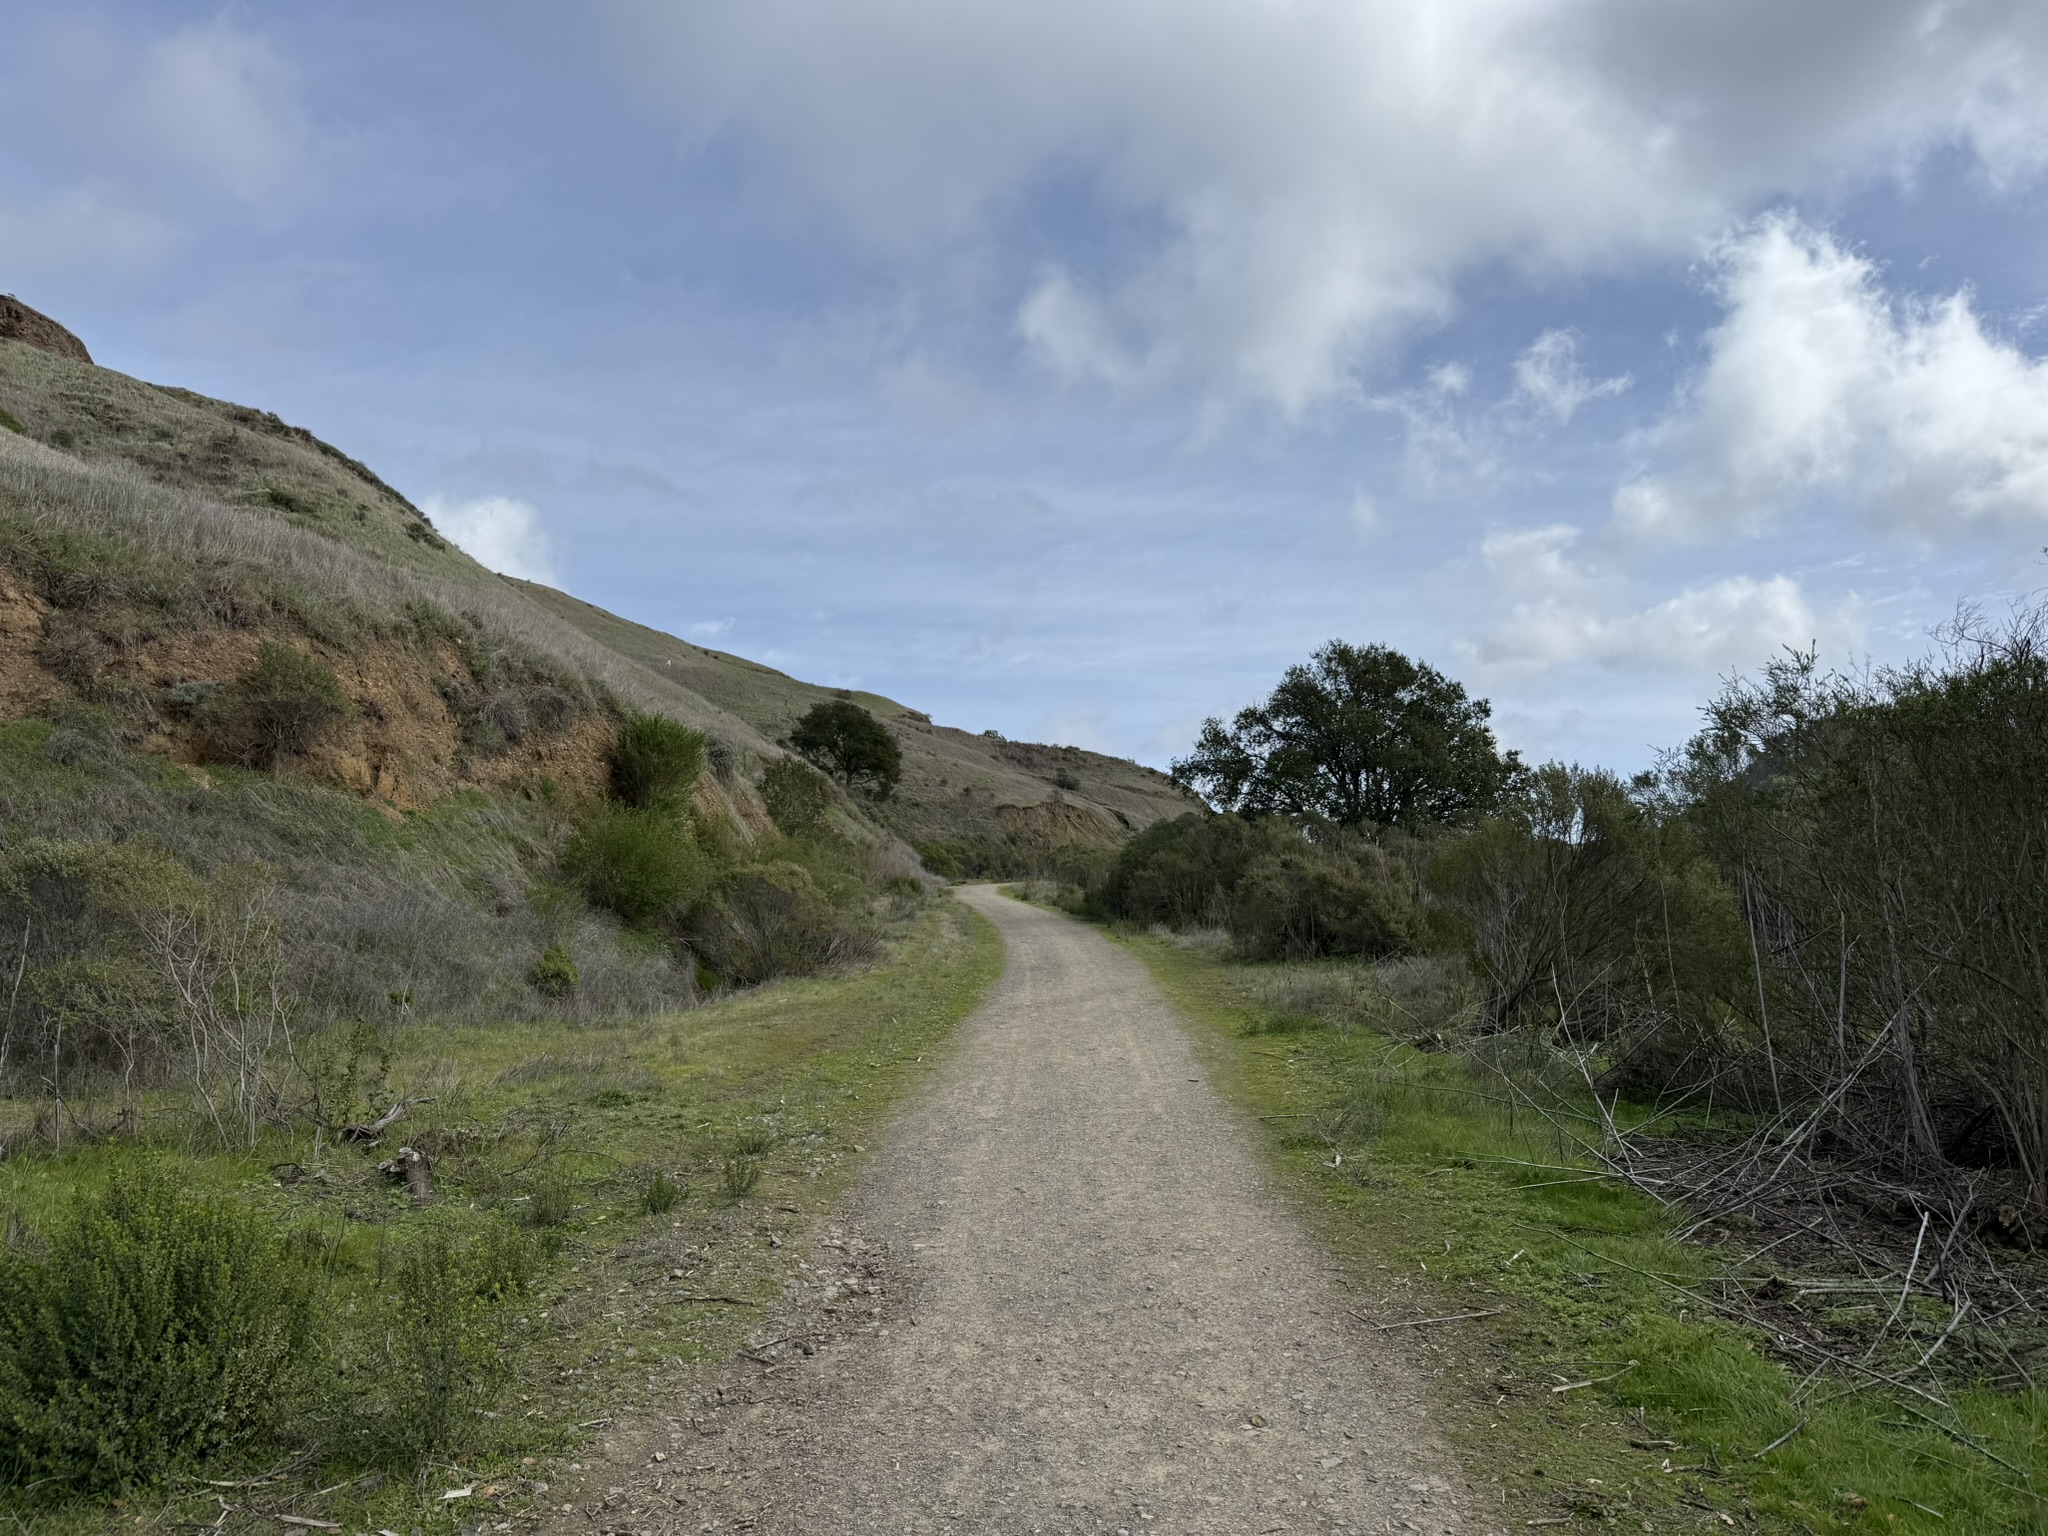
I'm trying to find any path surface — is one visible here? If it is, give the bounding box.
[561,889,1476,1535]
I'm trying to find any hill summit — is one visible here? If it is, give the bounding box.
[0,295,91,363]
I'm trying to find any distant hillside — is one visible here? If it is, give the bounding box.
[0,302,1190,860]
[511,580,1189,856]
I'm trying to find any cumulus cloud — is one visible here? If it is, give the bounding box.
[1469,524,1859,677]
[1618,215,2048,539]
[601,0,2048,409]
[424,495,560,584]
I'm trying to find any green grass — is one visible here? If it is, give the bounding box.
[1,893,1002,1533]
[1113,927,2047,1535]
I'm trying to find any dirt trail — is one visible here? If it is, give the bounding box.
[556,888,1478,1535]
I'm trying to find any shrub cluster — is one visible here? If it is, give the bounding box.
[222,642,352,765]
[560,713,891,990]
[0,1168,315,1494]
[1087,813,1421,961]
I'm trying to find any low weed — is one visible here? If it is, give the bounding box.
[354,1221,534,1467]
[642,1171,685,1215]
[520,1176,576,1229]
[721,1154,764,1201]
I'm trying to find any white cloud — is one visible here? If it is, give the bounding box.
[424,495,560,584]
[602,0,2048,410]
[1469,524,1859,677]
[1513,330,1630,424]
[1618,215,2048,540]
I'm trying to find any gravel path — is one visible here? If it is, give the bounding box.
[553,888,1479,1535]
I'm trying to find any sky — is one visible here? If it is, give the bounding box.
[4,2,2046,772]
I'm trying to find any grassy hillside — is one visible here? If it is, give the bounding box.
[513,578,1191,854]
[0,329,1189,855]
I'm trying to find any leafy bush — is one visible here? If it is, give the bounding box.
[685,861,871,985]
[228,642,351,765]
[788,701,901,797]
[760,755,833,836]
[608,713,705,810]
[0,1166,315,1496]
[1090,813,1276,928]
[1087,812,1421,961]
[1229,841,1422,961]
[360,1223,532,1465]
[528,941,580,997]
[561,807,715,928]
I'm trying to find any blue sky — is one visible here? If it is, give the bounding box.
[5,2,2047,771]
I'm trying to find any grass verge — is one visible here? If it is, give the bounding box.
[1111,926,2046,1536]
[2,894,1001,1534]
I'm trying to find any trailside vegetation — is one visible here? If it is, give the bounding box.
[1059,607,2048,1519]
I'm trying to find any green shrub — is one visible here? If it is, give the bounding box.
[608,713,705,810]
[642,1172,684,1215]
[229,642,351,764]
[561,807,715,928]
[0,406,25,435]
[685,861,870,985]
[788,701,901,797]
[362,1223,532,1465]
[760,755,833,836]
[0,1166,315,1496]
[1090,813,1277,928]
[1228,843,1422,961]
[528,941,579,997]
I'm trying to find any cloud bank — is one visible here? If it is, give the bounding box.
[604,0,2048,409]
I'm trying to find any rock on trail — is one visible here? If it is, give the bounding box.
[551,886,1477,1535]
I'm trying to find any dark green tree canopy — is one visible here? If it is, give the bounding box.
[1170,640,1518,829]
[789,700,902,798]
